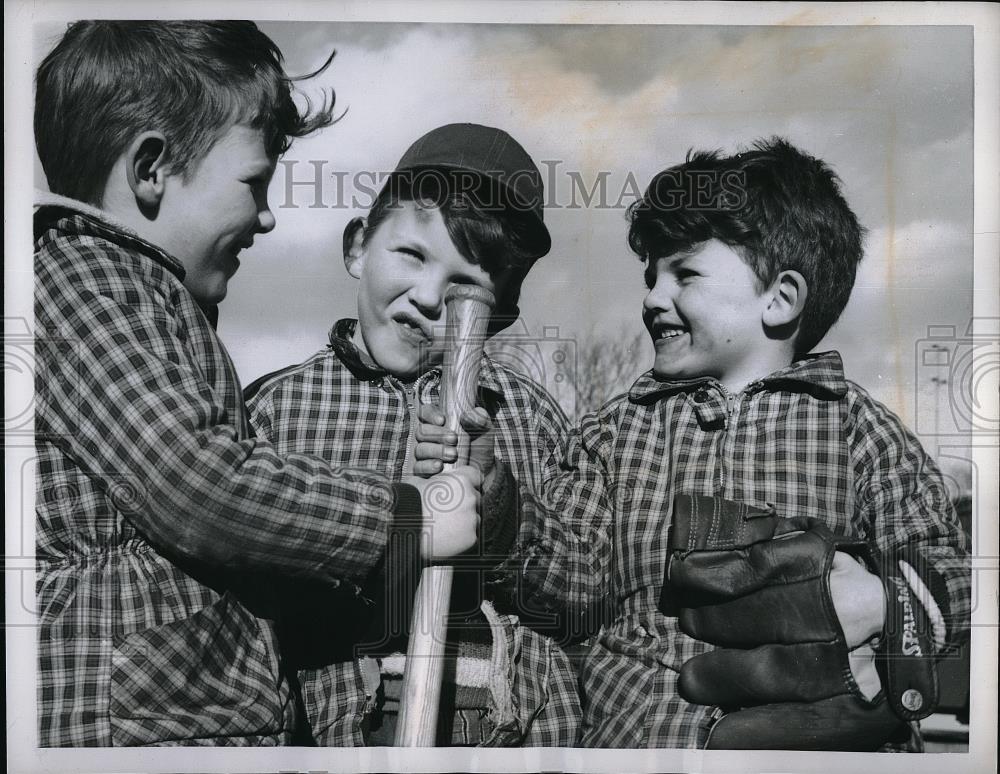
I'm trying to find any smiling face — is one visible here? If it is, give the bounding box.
[643,239,789,392]
[347,201,506,380]
[157,124,277,305]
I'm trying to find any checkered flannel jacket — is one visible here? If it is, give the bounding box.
[507,352,971,748]
[244,319,583,746]
[34,201,419,747]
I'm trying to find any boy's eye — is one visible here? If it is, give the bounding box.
[676,268,699,282]
[243,177,270,194]
[396,248,424,262]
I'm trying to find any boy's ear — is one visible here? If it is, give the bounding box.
[124,131,170,212]
[763,269,808,330]
[343,217,367,279]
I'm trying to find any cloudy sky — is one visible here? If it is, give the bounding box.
[32,19,976,443]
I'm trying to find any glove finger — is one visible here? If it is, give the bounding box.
[669,526,844,646]
[680,644,852,706]
[667,494,778,552]
[678,574,841,646]
[772,515,825,537]
[705,695,909,751]
[670,528,831,598]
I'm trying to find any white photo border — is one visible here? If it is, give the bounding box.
[6,2,998,773]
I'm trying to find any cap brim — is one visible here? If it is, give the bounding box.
[391,163,551,262]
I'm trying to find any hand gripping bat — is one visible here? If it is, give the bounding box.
[395,284,496,746]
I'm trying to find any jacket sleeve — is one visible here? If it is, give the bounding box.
[493,401,618,619]
[485,377,574,564]
[35,244,419,585]
[847,388,971,652]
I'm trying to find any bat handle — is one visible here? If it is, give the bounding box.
[395,285,495,746]
[394,565,454,746]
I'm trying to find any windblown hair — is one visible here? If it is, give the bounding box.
[35,20,338,204]
[627,137,865,354]
[364,169,543,322]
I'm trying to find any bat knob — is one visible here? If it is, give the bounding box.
[444,284,496,310]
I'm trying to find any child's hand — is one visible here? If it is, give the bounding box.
[829,550,886,648]
[412,403,456,476]
[408,465,482,561]
[413,403,497,481]
[829,551,887,700]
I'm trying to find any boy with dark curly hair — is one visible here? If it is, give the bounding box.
[429,137,970,750]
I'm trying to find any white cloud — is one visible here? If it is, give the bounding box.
[38,21,970,431]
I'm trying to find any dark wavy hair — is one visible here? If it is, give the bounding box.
[628,137,865,354]
[35,20,338,204]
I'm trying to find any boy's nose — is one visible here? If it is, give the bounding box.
[408,278,446,318]
[643,281,672,314]
[257,205,276,234]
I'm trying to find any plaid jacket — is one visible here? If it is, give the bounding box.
[245,320,583,746]
[34,200,420,747]
[509,352,971,748]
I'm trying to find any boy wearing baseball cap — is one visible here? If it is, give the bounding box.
[245,123,581,746]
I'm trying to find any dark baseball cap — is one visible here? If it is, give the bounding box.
[392,123,551,260]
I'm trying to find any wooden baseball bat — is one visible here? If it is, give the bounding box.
[394,284,496,747]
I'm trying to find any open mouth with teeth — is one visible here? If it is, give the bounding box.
[651,323,688,342]
[392,313,432,345]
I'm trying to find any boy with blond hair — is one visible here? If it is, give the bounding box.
[33,21,480,746]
